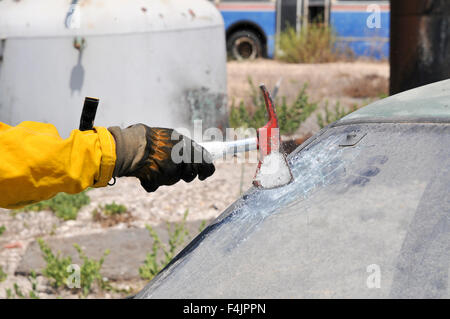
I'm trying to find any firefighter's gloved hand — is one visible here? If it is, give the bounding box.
[108,124,215,192]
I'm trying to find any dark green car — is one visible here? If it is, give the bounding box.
[136,79,450,299]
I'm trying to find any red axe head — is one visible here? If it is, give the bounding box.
[253,84,293,188]
[257,84,281,157]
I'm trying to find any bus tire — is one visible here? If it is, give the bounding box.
[227,30,263,60]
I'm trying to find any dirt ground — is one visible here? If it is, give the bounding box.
[0,60,389,299]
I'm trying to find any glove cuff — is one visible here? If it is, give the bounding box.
[107,125,149,177]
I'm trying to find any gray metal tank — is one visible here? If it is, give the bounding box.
[0,0,227,137]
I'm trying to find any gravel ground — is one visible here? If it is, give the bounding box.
[0,59,389,299]
[0,158,256,298]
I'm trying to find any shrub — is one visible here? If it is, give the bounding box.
[277,85,318,134]
[23,191,90,221]
[37,238,73,289]
[0,225,5,236]
[38,238,110,297]
[229,77,317,135]
[73,243,110,297]
[317,102,359,129]
[277,24,348,63]
[139,211,190,281]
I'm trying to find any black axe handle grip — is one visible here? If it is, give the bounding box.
[79,97,99,131]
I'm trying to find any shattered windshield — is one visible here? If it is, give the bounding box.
[136,122,450,299]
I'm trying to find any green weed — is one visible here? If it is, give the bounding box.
[3,271,39,299]
[28,270,40,299]
[229,77,317,135]
[0,225,5,236]
[13,283,25,298]
[102,202,127,216]
[73,243,110,297]
[317,102,359,129]
[92,202,131,227]
[92,202,127,219]
[38,238,109,297]
[139,211,190,281]
[37,238,73,289]
[23,191,90,221]
[0,265,6,282]
[5,288,13,299]
[198,220,207,233]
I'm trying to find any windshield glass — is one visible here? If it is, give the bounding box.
[136,122,450,298]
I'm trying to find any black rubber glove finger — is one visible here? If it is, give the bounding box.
[140,179,160,193]
[180,162,198,183]
[196,145,215,180]
[156,159,183,186]
[134,166,161,192]
[198,161,215,181]
[184,136,215,181]
[173,135,198,183]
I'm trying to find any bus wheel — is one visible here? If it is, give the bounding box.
[227,30,262,60]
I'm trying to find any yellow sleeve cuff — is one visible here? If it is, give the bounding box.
[92,126,117,187]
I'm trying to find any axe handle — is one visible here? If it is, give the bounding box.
[199,137,258,161]
[79,97,99,131]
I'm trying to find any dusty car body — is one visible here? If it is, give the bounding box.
[135,79,450,299]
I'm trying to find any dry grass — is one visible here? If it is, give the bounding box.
[92,211,133,228]
[227,60,389,107]
[343,73,388,98]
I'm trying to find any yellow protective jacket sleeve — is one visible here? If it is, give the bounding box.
[0,121,116,209]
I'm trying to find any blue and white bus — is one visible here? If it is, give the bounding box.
[215,0,277,59]
[213,0,390,60]
[331,1,390,59]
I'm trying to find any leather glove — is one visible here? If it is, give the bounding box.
[108,124,215,192]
